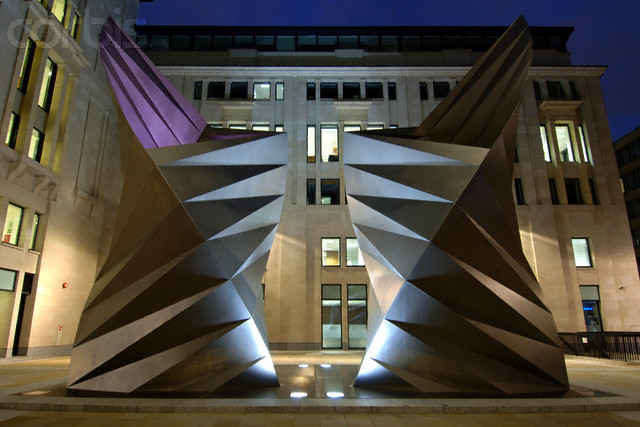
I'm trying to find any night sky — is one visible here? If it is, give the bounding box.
[137,0,640,141]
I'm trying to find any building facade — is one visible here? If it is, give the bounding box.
[0,0,139,357]
[135,25,640,349]
[614,126,640,272]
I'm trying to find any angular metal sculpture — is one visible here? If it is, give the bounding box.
[345,17,569,395]
[67,18,285,394]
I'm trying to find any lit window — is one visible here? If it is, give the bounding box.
[307,179,316,205]
[578,125,590,163]
[321,125,338,162]
[18,38,35,93]
[252,124,270,132]
[322,284,342,349]
[253,82,270,100]
[433,81,450,99]
[549,179,559,205]
[275,125,284,133]
[540,125,551,162]
[207,81,225,99]
[321,179,340,205]
[275,82,284,100]
[344,125,361,136]
[0,269,17,292]
[343,82,360,99]
[307,125,316,162]
[51,0,67,24]
[320,82,338,99]
[307,82,316,100]
[5,113,20,149]
[348,284,367,349]
[3,203,24,246]
[322,238,340,267]
[565,178,582,204]
[388,82,397,100]
[229,123,246,130]
[28,128,44,163]
[346,238,364,266]
[571,238,592,268]
[69,11,81,38]
[366,124,384,131]
[419,82,428,100]
[580,285,602,332]
[30,213,40,250]
[365,82,383,99]
[514,178,525,205]
[193,81,203,100]
[555,124,574,162]
[229,82,248,99]
[38,58,58,112]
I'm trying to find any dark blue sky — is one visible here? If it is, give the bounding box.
[137,0,640,141]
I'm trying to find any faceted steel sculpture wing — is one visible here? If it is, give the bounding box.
[344,17,569,395]
[67,18,285,394]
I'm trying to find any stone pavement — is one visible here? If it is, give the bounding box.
[0,353,639,425]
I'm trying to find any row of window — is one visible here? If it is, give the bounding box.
[194,81,284,101]
[39,0,82,40]
[626,198,640,220]
[616,136,640,168]
[621,169,640,193]
[321,237,364,267]
[322,284,367,349]
[533,80,580,101]
[2,203,40,251]
[540,123,591,164]
[5,113,47,163]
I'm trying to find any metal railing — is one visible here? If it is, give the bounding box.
[558,332,640,362]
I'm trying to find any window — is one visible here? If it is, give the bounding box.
[275,125,283,133]
[321,125,338,162]
[51,0,67,24]
[252,124,270,132]
[365,82,383,99]
[419,82,428,100]
[275,82,284,100]
[546,81,564,99]
[0,269,17,292]
[253,82,270,100]
[346,238,364,266]
[344,125,361,136]
[229,82,248,99]
[565,178,583,204]
[343,82,360,99]
[320,82,338,99]
[589,179,599,205]
[307,82,316,100]
[555,124,574,162]
[307,125,316,162]
[322,284,342,349]
[514,178,525,205]
[348,284,367,349]
[367,124,384,131]
[322,238,340,267]
[3,203,24,245]
[628,198,640,219]
[5,113,20,149]
[28,128,44,163]
[70,11,81,38]
[321,179,340,205]
[193,81,203,100]
[580,285,602,332]
[569,81,579,100]
[306,179,316,205]
[578,125,590,163]
[533,81,542,100]
[571,238,593,268]
[18,38,35,93]
[207,81,225,99]
[38,58,58,112]
[549,179,559,205]
[540,125,551,162]
[388,82,397,100]
[632,228,640,248]
[433,81,450,99]
[30,213,40,250]
[229,123,246,130]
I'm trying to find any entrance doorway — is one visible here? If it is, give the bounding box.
[12,273,34,356]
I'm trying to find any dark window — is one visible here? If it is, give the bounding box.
[229,82,248,99]
[365,82,383,99]
[193,35,212,51]
[150,35,169,50]
[318,35,337,51]
[533,81,542,100]
[207,82,225,99]
[234,35,254,49]
[423,36,442,51]
[18,38,35,93]
[549,179,559,205]
[298,35,317,50]
[213,35,232,51]
[401,35,421,51]
[627,198,640,220]
[170,35,191,50]
[419,82,428,100]
[569,81,579,100]
[322,284,342,349]
[321,179,340,205]
[565,178,583,204]
[546,81,564,99]
[193,81,202,100]
[514,178,525,205]
[433,81,450,99]
[343,82,361,99]
[5,113,20,150]
[380,36,398,52]
[306,179,316,205]
[443,36,464,49]
[320,82,338,99]
[514,145,519,163]
[388,82,396,100]
[276,36,295,51]
[255,35,275,51]
[307,82,316,100]
[632,228,640,248]
[589,179,599,205]
[359,35,379,51]
[338,35,358,49]
[347,284,367,349]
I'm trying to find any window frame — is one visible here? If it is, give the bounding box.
[321,284,342,349]
[5,112,20,150]
[28,128,45,163]
[37,58,58,112]
[320,82,338,99]
[0,268,17,292]
[275,82,284,100]
[320,179,340,205]
[207,81,225,99]
[193,81,203,100]
[253,82,271,100]
[3,203,24,246]
[320,124,338,162]
[306,179,316,205]
[346,237,365,267]
[307,125,316,163]
[229,81,248,99]
[18,38,35,93]
[347,284,367,349]
[29,212,40,251]
[321,237,341,267]
[571,237,593,268]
